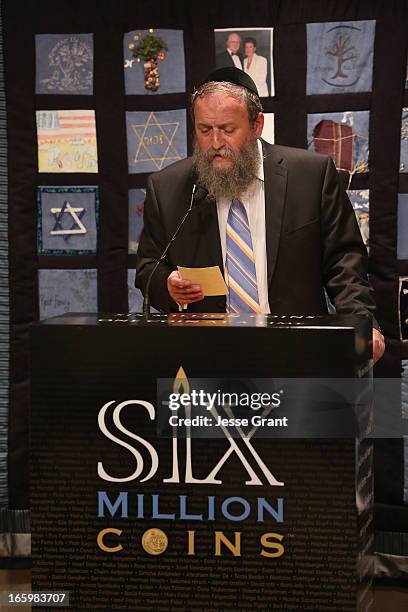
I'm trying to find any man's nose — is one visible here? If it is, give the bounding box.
[210,130,224,150]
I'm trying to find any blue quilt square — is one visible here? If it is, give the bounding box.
[402,360,408,420]
[37,187,99,254]
[347,189,369,249]
[308,111,369,174]
[405,57,408,89]
[126,109,187,174]
[36,34,93,95]
[128,269,143,313]
[128,269,158,313]
[307,21,375,95]
[39,269,97,320]
[398,194,408,259]
[400,108,408,172]
[128,189,145,254]
[124,29,185,95]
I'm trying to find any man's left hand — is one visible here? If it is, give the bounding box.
[373,328,385,364]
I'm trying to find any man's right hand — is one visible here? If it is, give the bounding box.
[167,270,204,307]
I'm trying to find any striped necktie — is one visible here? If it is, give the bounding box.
[225,198,260,313]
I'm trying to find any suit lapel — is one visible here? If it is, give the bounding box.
[198,196,223,271]
[262,140,287,286]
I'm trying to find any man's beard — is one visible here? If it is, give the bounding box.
[193,135,261,201]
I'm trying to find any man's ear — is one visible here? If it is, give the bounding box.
[254,112,264,138]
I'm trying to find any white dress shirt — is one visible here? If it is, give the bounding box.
[216,139,270,313]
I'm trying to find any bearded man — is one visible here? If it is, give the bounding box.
[135,67,384,363]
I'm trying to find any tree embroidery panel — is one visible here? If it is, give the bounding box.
[306,20,375,95]
[35,33,93,95]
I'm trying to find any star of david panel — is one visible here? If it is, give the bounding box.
[306,20,375,95]
[123,29,185,95]
[347,189,369,249]
[126,109,187,174]
[398,193,408,260]
[38,269,97,320]
[128,189,145,254]
[307,111,370,174]
[37,186,99,254]
[36,34,93,95]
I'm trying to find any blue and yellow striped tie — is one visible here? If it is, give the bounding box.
[225,198,261,313]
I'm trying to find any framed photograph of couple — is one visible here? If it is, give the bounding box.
[214,27,274,98]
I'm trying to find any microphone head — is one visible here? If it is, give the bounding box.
[192,185,208,205]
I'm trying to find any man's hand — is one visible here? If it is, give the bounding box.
[167,270,204,307]
[373,328,385,364]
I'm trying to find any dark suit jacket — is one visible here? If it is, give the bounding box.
[215,49,244,70]
[136,140,378,327]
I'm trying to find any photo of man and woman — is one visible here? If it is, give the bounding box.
[214,27,274,97]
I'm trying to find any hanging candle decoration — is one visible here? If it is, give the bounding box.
[129,31,167,92]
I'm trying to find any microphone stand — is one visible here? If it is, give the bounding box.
[143,185,202,318]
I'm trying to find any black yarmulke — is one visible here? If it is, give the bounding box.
[201,67,259,97]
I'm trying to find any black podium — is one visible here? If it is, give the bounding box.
[30,313,374,611]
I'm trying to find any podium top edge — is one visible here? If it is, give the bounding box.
[33,312,373,330]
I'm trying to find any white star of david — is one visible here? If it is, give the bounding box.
[50,201,87,236]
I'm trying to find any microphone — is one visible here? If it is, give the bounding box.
[142,184,208,316]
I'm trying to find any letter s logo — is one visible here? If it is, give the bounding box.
[260,533,285,558]
[97,400,158,483]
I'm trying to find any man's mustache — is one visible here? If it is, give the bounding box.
[206,146,237,162]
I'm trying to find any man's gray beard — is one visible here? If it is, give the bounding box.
[193,136,261,201]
